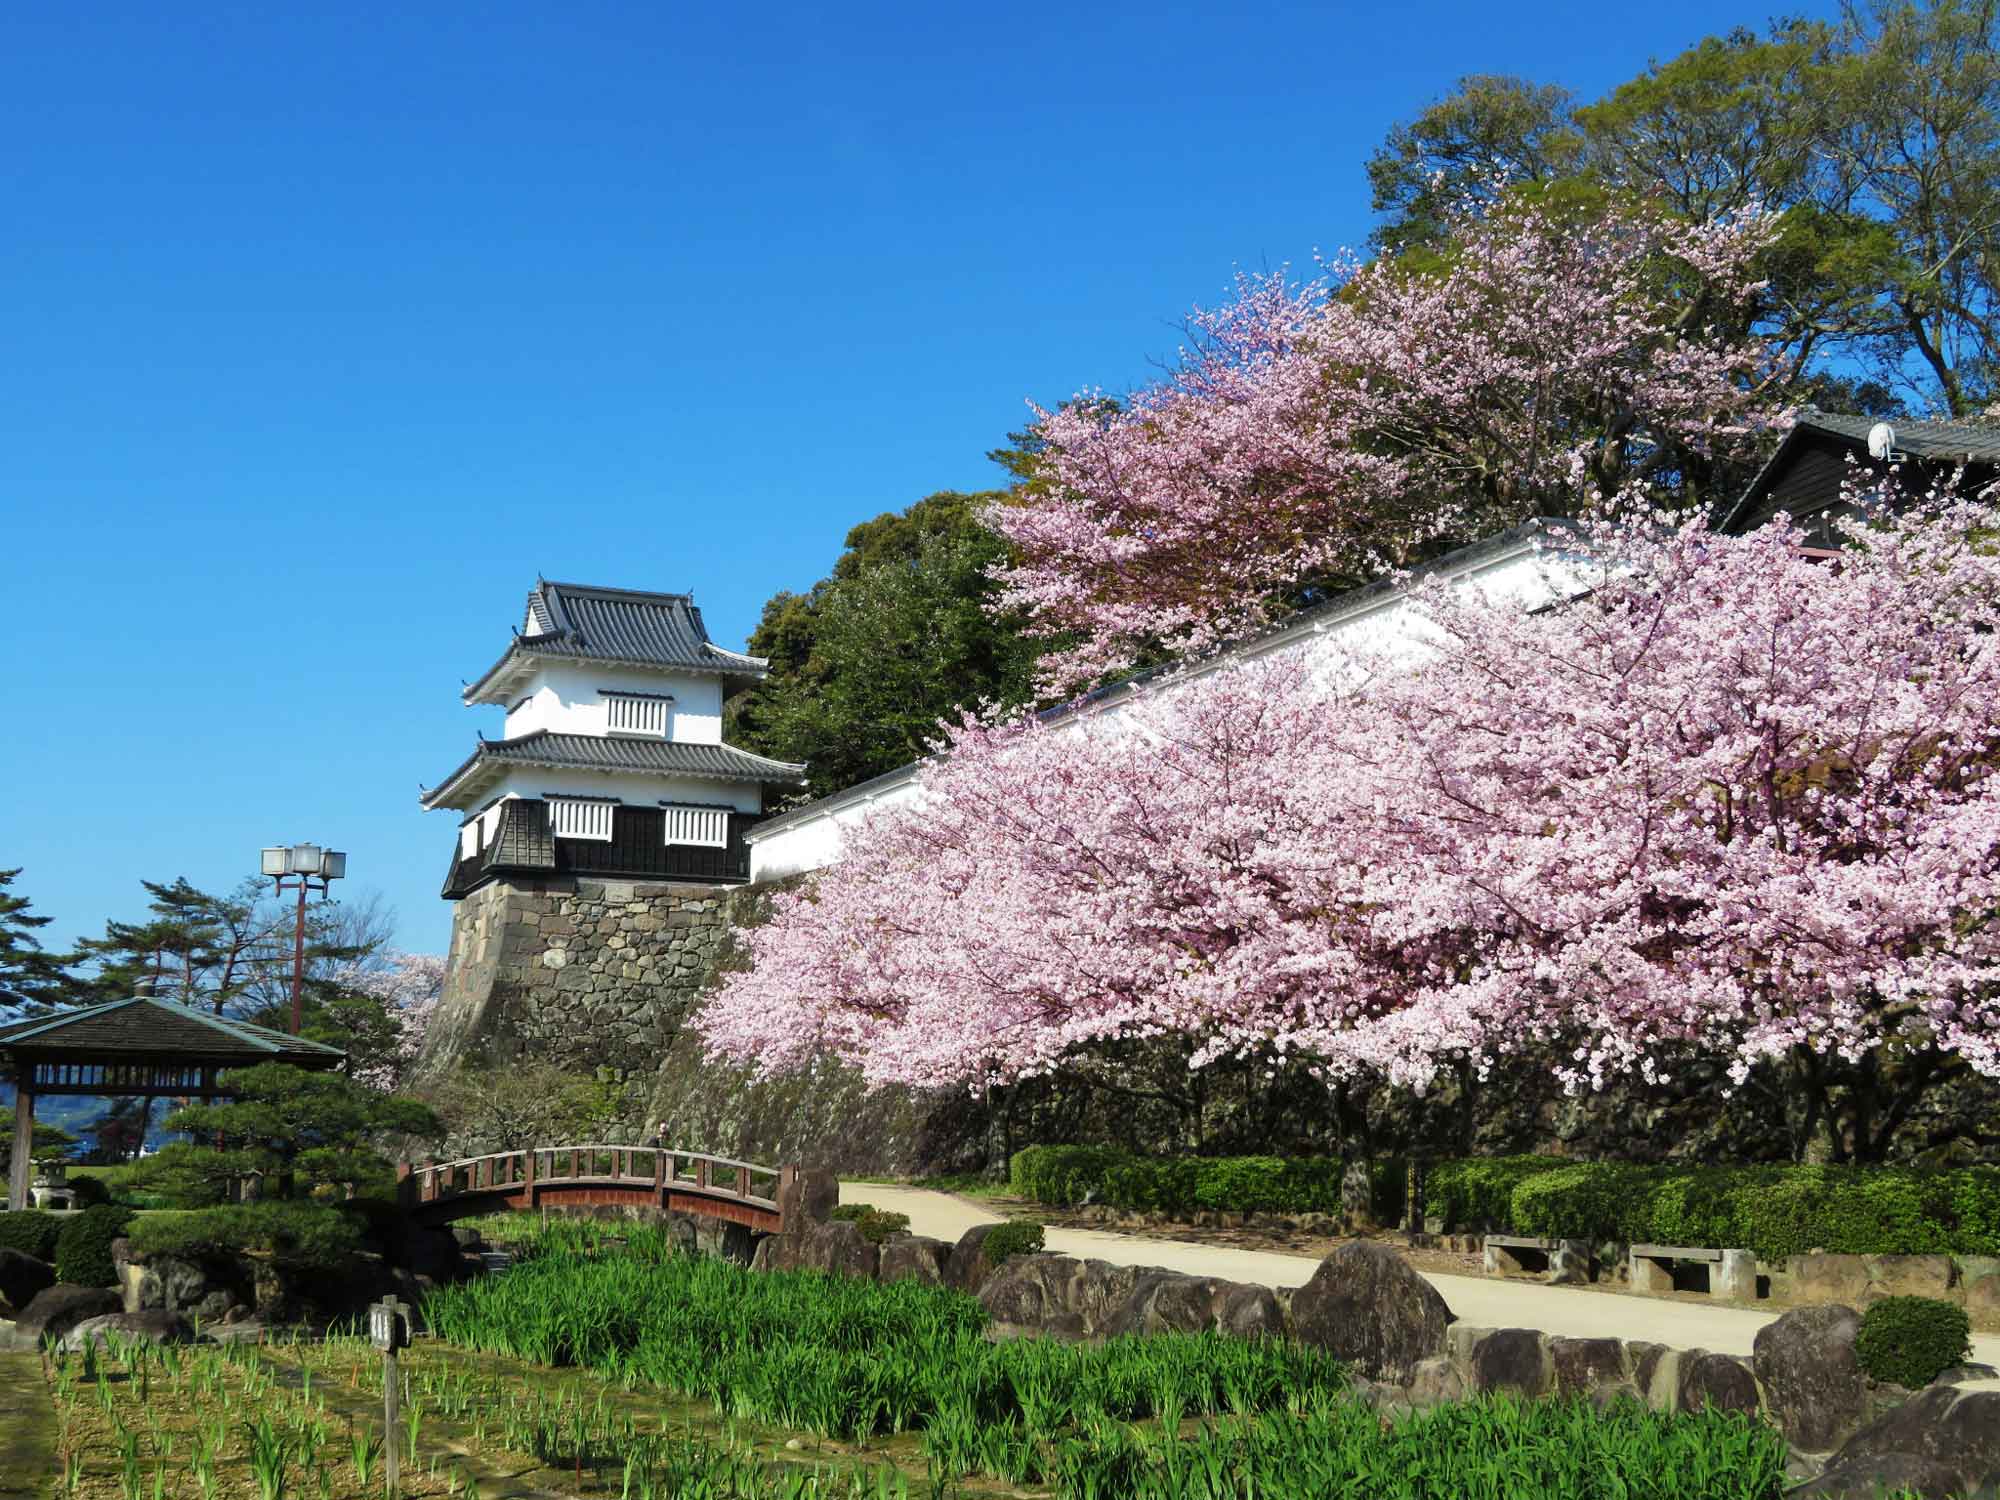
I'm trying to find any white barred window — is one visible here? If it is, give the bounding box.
[549,797,616,841]
[604,693,669,736]
[663,805,729,848]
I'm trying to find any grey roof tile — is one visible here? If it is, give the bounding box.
[0,995,347,1063]
[468,581,768,700]
[422,730,806,807]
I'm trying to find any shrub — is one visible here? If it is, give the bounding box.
[1855,1296,1973,1389]
[1009,1146,1403,1220]
[0,1210,61,1262]
[1425,1156,1568,1230]
[829,1204,912,1244]
[66,1176,111,1209]
[980,1220,1044,1268]
[53,1204,136,1286]
[126,1203,364,1270]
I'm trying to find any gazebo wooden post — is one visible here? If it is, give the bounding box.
[8,1086,33,1212]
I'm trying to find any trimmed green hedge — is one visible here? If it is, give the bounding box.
[126,1203,364,1270]
[1009,1147,1408,1224]
[1438,1160,2000,1261]
[54,1204,135,1287]
[0,1210,61,1262]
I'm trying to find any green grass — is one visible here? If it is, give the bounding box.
[418,1218,1797,1498]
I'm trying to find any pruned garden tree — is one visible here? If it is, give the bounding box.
[133,1062,441,1205]
[700,493,2000,1165]
[0,867,83,1018]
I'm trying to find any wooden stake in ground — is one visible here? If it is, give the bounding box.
[370,1296,411,1499]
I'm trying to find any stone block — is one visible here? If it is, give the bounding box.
[1754,1304,1867,1453]
[1068,1259,1143,1334]
[1216,1282,1287,1340]
[1469,1328,1551,1397]
[1716,1249,1757,1301]
[878,1235,949,1286]
[1637,1346,1682,1411]
[978,1253,1081,1328]
[62,1311,192,1352]
[799,1220,878,1279]
[16,1285,123,1346]
[1408,1354,1466,1407]
[1865,1253,1955,1300]
[1967,1274,2000,1329]
[1792,1254,1874,1306]
[1549,1336,1627,1398]
[1805,1387,2000,1500]
[1677,1352,1760,1416]
[1629,1246,1675,1295]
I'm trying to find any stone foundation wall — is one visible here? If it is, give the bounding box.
[417,875,740,1078]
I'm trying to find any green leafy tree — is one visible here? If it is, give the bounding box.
[728,492,1042,798]
[421,1062,638,1157]
[0,1109,74,1177]
[133,1063,440,1206]
[1366,2,2000,416]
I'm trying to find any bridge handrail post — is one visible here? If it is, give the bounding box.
[423,1160,437,1204]
[653,1149,664,1192]
[524,1148,536,1192]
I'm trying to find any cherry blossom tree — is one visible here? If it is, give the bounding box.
[700,489,2000,1162]
[990,194,1787,693]
[328,951,447,1091]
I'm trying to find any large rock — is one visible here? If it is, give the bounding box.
[1468,1328,1550,1397]
[1289,1241,1452,1381]
[1795,1453,1971,1500]
[798,1219,878,1279]
[1676,1352,1760,1415]
[777,1168,839,1229]
[129,1254,256,1324]
[750,1233,804,1274]
[877,1235,949,1286]
[1754,1304,1868,1453]
[692,1217,754,1266]
[1549,1336,1627,1399]
[1811,1387,2000,1499]
[1216,1282,1287,1340]
[61,1311,192,1352]
[15,1285,123,1346]
[977,1254,1082,1330]
[945,1225,1003,1294]
[1070,1260,1144,1333]
[0,1250,55,1312]
[1104,1273,1222,1338]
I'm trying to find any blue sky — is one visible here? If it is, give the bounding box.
[5,1,1836,960]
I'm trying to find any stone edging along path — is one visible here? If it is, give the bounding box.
[795,1183,2000,1498]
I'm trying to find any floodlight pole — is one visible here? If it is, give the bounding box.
[262,844,347,1035]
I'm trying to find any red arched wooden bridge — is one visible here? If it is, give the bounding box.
[396,1146,793,1235]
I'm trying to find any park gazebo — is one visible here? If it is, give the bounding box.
[2,981,347,1210]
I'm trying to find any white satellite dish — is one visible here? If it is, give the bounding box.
[1867,421,1897,461]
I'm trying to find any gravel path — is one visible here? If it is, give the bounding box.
[0,1351,55,1498]
[843,1181,2000,1376]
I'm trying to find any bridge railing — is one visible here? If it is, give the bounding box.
[398,1144,785,1214]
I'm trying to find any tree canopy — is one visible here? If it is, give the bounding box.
[728,491,1042,798]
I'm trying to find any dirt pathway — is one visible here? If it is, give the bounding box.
[843,1182,2000,1377]
[0,1351,55,1500]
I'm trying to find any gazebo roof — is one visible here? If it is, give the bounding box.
[0,995,347,1070]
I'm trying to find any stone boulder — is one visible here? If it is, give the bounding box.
[1807,1386,2000,1500]
[777,1168,839,1229]
[1549,1336,1627,1399]
[1791,1255,1873,1306]
[1216,1282,1287,1340]
[945,1225,1003,1293]
[877,1235,949,1286]
[1104,1273,1223,1338]
[692,1217,754,1266]
[1676,1352,1760,1415]
[1865,1254,1956,1301]
[978,1253,1082,1331]
[750,1233,802,1273]
[1069,1260,1144,1334]
[15,1285,123,1347]
[1288,1241,1452,1381]
[0,1249,55,1312]
[61,1311,193,1352]
[1753,1304,1868,1453]
[1796,1453,1971,1500]
[798,1219,878,1279]
[1468,1328,1550,1397]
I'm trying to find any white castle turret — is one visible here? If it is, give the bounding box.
[422,580,805,898]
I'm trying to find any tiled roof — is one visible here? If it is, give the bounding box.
[466,581,768,702]
[1796,410,2000,463]
[0,996,347,1064]
[1721,411,2000,532]
[421,730,806,808]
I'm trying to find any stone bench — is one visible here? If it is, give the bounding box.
[1630,1243,1756,1300]
[1485,1234,1595,1284]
